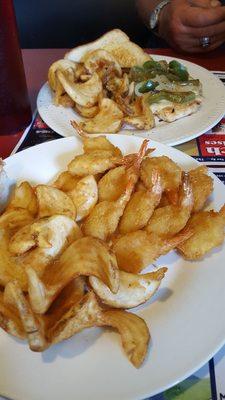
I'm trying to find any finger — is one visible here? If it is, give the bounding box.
[189,0,221,8]
[183,6,225,27]
[185,20,225,37]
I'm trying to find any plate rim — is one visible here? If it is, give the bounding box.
[37,53,225,146]
[2,135,225,400]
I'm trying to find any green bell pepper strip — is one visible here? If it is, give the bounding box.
[148,90,196,105]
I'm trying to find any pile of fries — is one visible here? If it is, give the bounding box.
[0,136,224,368]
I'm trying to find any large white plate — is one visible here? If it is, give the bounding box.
[37,55,225,146]
[1,135,225,400]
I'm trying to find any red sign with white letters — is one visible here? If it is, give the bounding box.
[197,134,225,157]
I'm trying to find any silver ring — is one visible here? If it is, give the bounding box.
[200,36,211,48]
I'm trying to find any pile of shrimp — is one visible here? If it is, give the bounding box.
[57,134,225,266]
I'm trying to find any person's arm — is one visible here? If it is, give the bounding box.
[136,0,225,53]
[136,0,166,27]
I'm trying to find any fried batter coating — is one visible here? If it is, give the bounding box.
[82,140,149,240]
[140,156,182,197]
[146,173,193,238]
[119,171,162,234]
[113,229,192,273]
[98,166,126,201]
[188,166,213,212]
[68,150,122,176]
[80,135,122,157]
[82,178,135,240]
[177,204,225,260]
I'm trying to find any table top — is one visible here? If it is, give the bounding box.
[0,47,224,159]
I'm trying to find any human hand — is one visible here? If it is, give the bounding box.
[158,0,225,53]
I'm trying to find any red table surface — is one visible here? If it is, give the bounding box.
[0,47,224,159]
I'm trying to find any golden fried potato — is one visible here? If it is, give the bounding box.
[58,93,75,108]
[188,166,213,212]
[53,171,80,192]
[0,208,33,231]
[48,59,77,91]
[89,267,167,308]
[36,185,76,220]
[75,103,99,118]
[72,98,123,134]
[98,166,126,201]
[58,71,102,107]
[97,309,150,368]
[4,280,48,351]
[113,229,192,273]
[68,175,98,219]
[140,156,182,195]
[49,291,101,344]
[27,237,119,314]
[18,216,82,278]
[9,215,80,256]
[146,173,193,238]
[7,181,38,216]
[119,171,162,233]
[68,150,122,176]
[45,277,86,330]
[0,216,81,291]
[177,205,225,259]
[0,292,25,339]
[0,228,28,289]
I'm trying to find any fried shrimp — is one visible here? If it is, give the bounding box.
[82,141,149,240]
[140,156,182,203]
[177,204,225,260]
[188,166,213,212]
[119,170,162,234]
[77,133,122,157]
[113,229,193,273]
[146,173,193,238]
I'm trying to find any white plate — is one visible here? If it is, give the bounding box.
[37,55,225,146]
[1,135,225,400]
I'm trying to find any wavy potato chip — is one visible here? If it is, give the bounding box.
[58,71,102,107]
[4,280,48,351]
[7,181,38,216]
[0,292,25,339]
[97,309,150,368]
[36,185,76,220]
[27,237,119,314]
[72,98,123,134]
[49,291,101,344]
[48,59,77,91]
[68,175,98,219]
[90,267,167,308]
[75,103,99,118]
